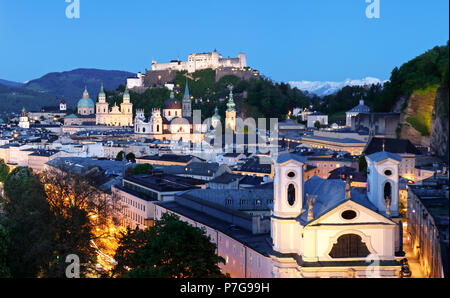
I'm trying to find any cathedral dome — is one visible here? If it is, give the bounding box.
[163,91,182,109]
[77,87,95,109]
[77,97,95,109]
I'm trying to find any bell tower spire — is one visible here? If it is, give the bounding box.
[182,78,192,117]
[225,85,236,132]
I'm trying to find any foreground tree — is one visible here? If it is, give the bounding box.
[111,226,151,278]
[40,168,123,277]
[0,159,9,183]
[0,225,11,277]
[1,167,55,277]
[113,213,226,278]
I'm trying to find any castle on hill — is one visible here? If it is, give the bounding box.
[151,49,247,73]
[127,50,259,90]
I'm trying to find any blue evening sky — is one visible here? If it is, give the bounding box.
[0,0,448,83]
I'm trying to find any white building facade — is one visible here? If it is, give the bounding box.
[151,50,247,73]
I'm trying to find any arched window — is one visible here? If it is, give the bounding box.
[329,234,370,258]
[287,184,296,206]
[142,127,146,133]
[384,182,392,201]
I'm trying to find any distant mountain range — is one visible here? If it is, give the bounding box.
[0,79,24,88]
[0,68,135,112]
[288,77,386,96]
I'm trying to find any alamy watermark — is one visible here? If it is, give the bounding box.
[65,0,80,19]
[365,0,380,19]
[65,254,80,278]
[166,111,279,164]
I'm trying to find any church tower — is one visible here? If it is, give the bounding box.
[19,107,30,129]
[366,149,403,254]
[60,96,67,112]
[272,154,306,254]
[225,88,236,132]
[365,150,401,217]
[182,79,192,117]
[120,85,133,126]
[152,108,163,134]
[96,83,109,125]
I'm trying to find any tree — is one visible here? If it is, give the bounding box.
[111,226,151,278]
[359,155,367,174]
[0,225,11,278]
[125,152,136,162]
[1,167,56,278]
[40,168,123,277]
[114,213,226,278]
[314,120,321,130]
[0,159,9,183]
[132,164,153,175]
[116,151,125,161]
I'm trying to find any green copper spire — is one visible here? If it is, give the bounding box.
[226,89,235,111]
[183,78,190,99]
[99,83,106,97]
[123,84,130,101]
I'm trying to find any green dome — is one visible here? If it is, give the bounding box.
[77,87,95,108]
[77,97,95,108]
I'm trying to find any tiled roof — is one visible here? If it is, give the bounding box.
[364,137,421,155]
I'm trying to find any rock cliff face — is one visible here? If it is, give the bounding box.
[430,86,449,162]
[399,87,437,148]
[396,84,449,161]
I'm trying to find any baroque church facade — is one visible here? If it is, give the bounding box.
[134,80,223,143]
[64,85,133,127]
[270,152,403,277]
[96,84,133,126]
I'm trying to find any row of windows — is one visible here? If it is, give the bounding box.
[166,110,180,117]
[120,194,146,212]
[122,208,145,226]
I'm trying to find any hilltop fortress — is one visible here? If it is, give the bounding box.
[127,50,259,90]
[151,50,247,73]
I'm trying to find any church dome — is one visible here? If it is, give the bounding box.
[77,87,95,108]
[163,91,182,109]
[77,97,95,109]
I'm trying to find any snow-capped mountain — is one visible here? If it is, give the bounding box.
[288,77,386,96]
